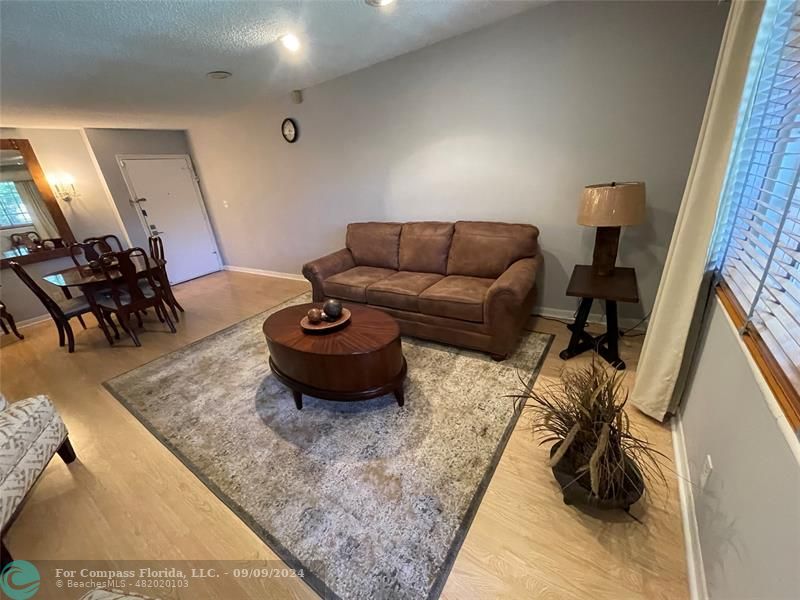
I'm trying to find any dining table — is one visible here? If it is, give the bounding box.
[43,256,170,344]
[43,256,166,289]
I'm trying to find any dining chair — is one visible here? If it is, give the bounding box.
[148,235,184,320]
[96,248,176,347]
[73,240,151,331]
[10,231,41,248]
[0,301,23,340]
[84,234,123,253]
[8,262,107,352]
[41,238,65,249]
[69,240,109,269]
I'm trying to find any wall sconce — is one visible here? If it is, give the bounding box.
[48,173,77,202]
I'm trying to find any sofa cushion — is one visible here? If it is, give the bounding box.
[367,271,444,312]
[418,275,494,323]
[346,222,402,269]
[447,221,539,278]
[324,266,396,303]
[399,222,454,275]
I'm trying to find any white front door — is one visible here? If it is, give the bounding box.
[119,156,221,284]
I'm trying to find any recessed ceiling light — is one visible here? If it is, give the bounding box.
[281,33,301,52]
[206,70,232,80]
[366,0,395,6]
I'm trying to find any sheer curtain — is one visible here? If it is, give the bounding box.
[14,180,59,239]
[631,0,766,420]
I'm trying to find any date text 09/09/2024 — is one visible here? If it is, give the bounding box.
[53,567,306,579]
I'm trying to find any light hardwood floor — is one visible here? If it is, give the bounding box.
[0,271,687,599]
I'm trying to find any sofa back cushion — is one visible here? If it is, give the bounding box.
[446,221,539,278]
[346,222,402,269]
[398,222,454,274]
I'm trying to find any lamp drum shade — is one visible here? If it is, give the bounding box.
[578,182,646,227]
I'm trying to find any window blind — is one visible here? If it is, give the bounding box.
[712,0,800,388]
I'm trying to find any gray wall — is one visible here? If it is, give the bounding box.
[0,127,126,322]
[83,128,193,250]
[0,128,194,323]
[680,298,800,599]
[187,1,728,318]
[0,127,124,243]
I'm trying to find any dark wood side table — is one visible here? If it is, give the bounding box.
[559,265,640,369]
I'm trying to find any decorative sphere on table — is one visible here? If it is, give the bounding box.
[306,308,323,324]
[323,299,343,320]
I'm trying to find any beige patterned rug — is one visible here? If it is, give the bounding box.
[104,292,552,600]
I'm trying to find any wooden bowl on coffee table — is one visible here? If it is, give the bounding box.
[299,308,351,333]
[263,303,406,410]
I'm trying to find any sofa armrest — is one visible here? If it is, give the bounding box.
[302,248,356,302]
[486,257,541,315]
[484,256,542,355]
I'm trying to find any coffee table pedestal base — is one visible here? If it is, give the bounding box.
[269,357,407,410]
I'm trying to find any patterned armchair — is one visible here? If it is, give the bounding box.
[0,394,76,566]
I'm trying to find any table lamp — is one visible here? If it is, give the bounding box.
[578,181,645,276]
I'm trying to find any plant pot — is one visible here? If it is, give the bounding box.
[549,441,644,511]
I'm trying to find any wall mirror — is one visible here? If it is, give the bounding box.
[0,138,75,267]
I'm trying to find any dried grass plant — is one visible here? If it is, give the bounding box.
[512,356,667,501]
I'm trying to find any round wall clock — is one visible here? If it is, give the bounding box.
[282,118,298,143]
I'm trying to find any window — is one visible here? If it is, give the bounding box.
[711,0,800,427]
[0,181,33,229]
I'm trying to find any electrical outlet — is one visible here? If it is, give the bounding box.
[700,454,714,491]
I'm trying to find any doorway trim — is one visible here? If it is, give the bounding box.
[116,153,222,270]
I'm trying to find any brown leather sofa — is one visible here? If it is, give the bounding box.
[302,221,542,359]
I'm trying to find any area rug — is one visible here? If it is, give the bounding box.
[104,292,553,600]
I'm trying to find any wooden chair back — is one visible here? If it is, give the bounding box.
[148,235,165,261]
[84,234,123,254]
[100,248,161,310]
[69,240,109,268]
[10,231,41,247]
[8,261,66,321]
[41,238,65,250]
[69,242,96,267]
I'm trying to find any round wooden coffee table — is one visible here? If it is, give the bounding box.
[262,303,406,410]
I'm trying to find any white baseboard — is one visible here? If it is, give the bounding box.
[223,265,306,282]
[533,307,648,332]
[15,314,51,329]
[671,416,708,600]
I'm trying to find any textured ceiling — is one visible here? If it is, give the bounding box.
[0,0,537,127]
